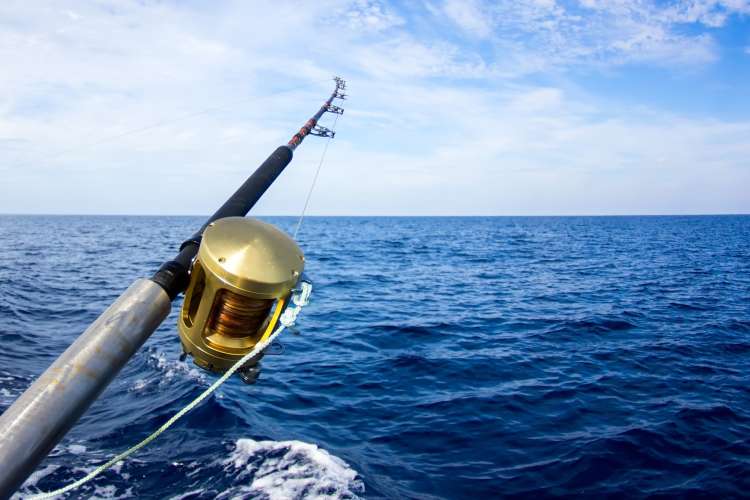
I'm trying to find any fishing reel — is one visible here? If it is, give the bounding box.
[178,217,304,383]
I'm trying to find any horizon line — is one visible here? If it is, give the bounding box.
[1,212,748,218]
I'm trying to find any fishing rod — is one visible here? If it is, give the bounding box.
[0,76,347,497]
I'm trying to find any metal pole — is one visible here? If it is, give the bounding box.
[0,77,346,498]
[0,280,171,496]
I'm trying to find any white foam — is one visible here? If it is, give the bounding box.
[13,464,59,498]
[130,378,149,391]
[16,451,135,498]
[89,484,133,499]
[221,438,364,499]
[152,352,206,384]
[132,351,206,392]
[68,444,87,455]
[91,484,118,498]
[168,488,206,500]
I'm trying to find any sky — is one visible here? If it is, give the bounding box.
[1,0,749,216]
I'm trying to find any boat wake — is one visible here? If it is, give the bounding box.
[16,439,364,499]
[218,439,364,500]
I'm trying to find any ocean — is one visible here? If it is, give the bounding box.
[0,215,748,498]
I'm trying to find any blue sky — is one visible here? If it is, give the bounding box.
[1,0,749,215]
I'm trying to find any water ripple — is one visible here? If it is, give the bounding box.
[0,215,748,498]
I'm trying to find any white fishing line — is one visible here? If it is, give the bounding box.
[293,112,340,240]
[30,79,331,165]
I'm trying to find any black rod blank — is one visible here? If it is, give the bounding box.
[151,78,346,299]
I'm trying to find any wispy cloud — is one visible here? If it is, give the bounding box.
[0,0,748,215]
[436,0,750,70]
[439,0,493,38]
[342,0,404,32]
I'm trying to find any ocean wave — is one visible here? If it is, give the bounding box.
[220,439,364,500]
[2,215,749,498]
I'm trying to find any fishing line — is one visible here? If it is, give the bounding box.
[36,79,330,163]
[26,282,312,500]
[293,112,340,239]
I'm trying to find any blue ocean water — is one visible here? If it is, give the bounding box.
[0,215,749,499]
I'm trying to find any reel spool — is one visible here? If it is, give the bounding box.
[178,217,304,381]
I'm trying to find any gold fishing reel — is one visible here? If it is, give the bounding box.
[178,217,304,381]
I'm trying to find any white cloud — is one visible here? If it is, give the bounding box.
[437,0,749,70]
[350,37,490,79]
[661,0,750,27]
[318,82,750,215]
[0,0,747,215]
[441,0,493,38]
[343,0,404,31]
